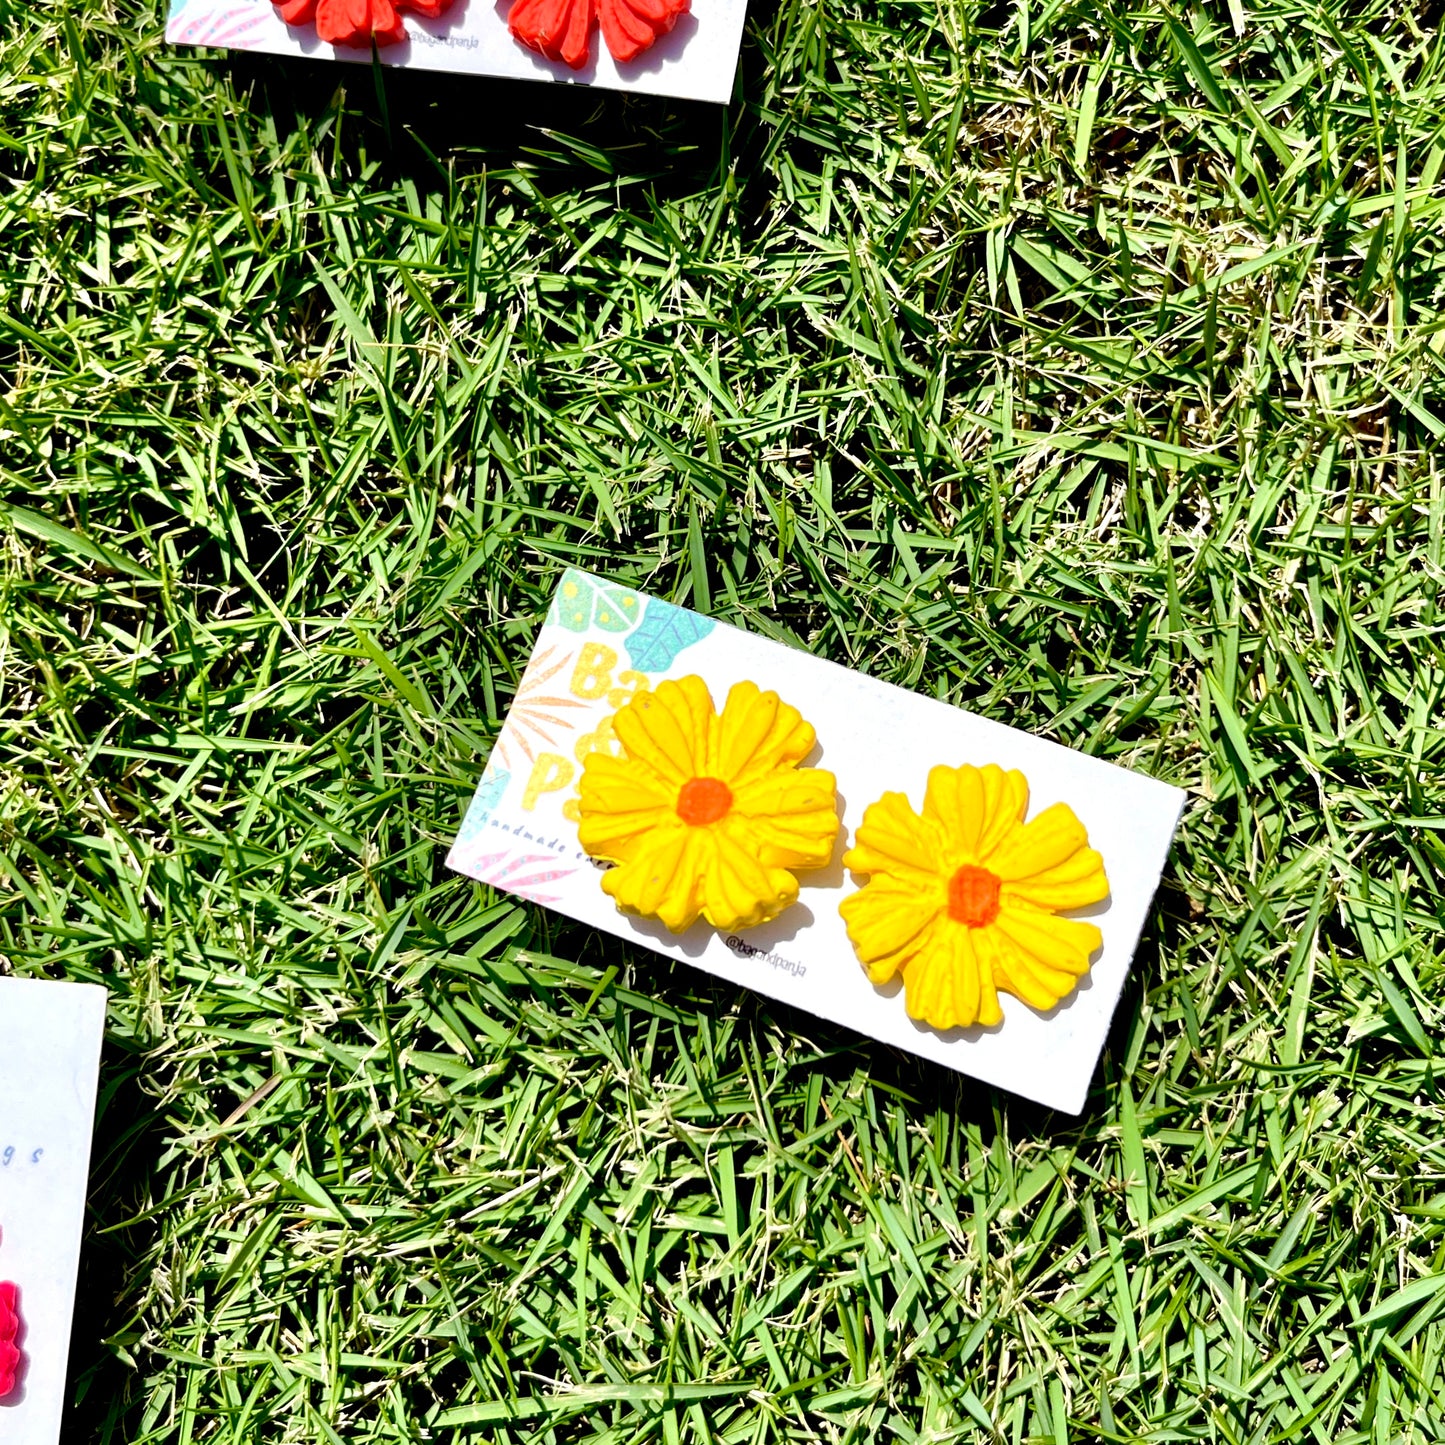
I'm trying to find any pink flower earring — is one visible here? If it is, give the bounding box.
[0,1279,20,1398]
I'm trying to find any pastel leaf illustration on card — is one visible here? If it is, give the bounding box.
[450,766,512,867]
[623,602,714,673]
[549,572,644,634]
[464,851,577,907]
[471,767,511,818]
[593,584,644,633]
[577,676,838,932]
[491,645,591,772]
[167,0,270,44]
[840,764,1110,1031]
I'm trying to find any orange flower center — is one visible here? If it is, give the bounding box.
[948,864,1001,928]
[676,776,733,826]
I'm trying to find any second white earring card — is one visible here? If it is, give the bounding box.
[165,0,748,105]
[0,978,108,1445]
[448,569,1185,1114]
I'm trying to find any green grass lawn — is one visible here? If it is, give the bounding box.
[3,0,1445,1438]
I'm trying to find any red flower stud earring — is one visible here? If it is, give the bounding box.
[508,0,689,69]
[273,0,459,48]
[0,1280,20,1399]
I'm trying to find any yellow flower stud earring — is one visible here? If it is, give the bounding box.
[839,764,1109,1030]
[577,676,839,932]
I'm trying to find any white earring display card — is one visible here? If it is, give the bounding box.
[166,0,748,104]
[0,978,108,1444]
[448,571,1185,1113]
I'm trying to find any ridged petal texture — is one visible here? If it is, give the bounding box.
[509,0,688,69]
[597,0,687,61]
[578,677,839,932]
[0,1280,19,1399]
[507,0,593,67]
[274,0,456,48]
[840,764,1109,1031]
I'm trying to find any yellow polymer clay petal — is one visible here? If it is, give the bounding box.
[989,800,1109,910]
[921,763,988,857]
[700,829,800,930]
[839,876,939,984]
[972,765,1030,863]
[576,753,674,859]
[966,926,1006,1027]
[990,905,1101,1010]
[715,680,817,787]
[728,767,839,870]
[918,928,969,1030]
[989,801,1089,880]
[902,931,968,1029]
[666,673,722,772]
[951,929,982,1027]
[843,792,946,883]
[602,823,706,932]
[989,934,1073,1011]
[610,676,713,784]
[996,905,1102,971]
[1002,847,1109,912]
[921,763,1029,863]
[899,938,943,1026]
[902,927,999,1031]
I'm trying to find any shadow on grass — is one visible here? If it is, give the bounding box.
[541,873,1180,1150]
[61,1041,166,1445]
[215,0,779,194]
